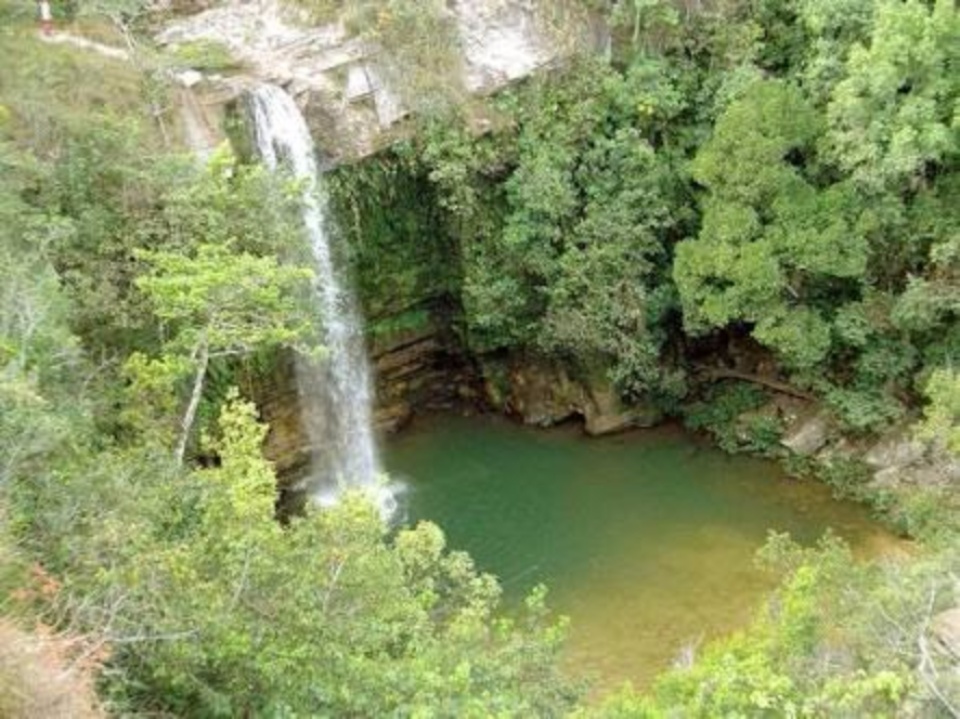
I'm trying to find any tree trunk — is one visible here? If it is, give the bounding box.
[175,341,209,465]
[694,367,816,401]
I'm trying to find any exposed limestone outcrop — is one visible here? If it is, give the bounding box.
[736,393,960,492]
[481,355,661,436]
[863,431,960,490]
[781,411,832,456]
[174,85,224,160]
[584,380,661,436]
[158,0,597,163]
[864,432,928,471]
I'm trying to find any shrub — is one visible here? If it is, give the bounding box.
[685,381,779,454]
[170,40,240,72]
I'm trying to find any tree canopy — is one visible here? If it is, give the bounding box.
[1,0,959,714]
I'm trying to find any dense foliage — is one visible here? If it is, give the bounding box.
[335,0,958,437]
[0,13,576,716]
[1,0,959,715]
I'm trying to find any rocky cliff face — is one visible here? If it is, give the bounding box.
[480,354,663,436]
[159,0,598,163]
[258,338,659,485]
[161,1,630,474]
[369,308,477,434]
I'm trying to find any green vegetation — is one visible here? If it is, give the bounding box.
[685,381,783,454]
[1,0,959,715]
[327,151,459,320]
[919,369,960,454]
[378,0,958,434]
[0,17,577,716]
[170,39,240,72]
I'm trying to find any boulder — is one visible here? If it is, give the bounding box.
[781,412,831,456]
[869,453,960,490]
[869,466,902,489]
[175,69,204,87]
[858,423,960,490]
[582,379,661,436]
[481,355,661,434]
[864,433,927,470]
[498,359,582,427]
[373,401,413,434]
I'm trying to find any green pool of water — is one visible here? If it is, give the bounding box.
[385,412,890,691]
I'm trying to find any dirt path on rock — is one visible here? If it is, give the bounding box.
[38,31,129,61]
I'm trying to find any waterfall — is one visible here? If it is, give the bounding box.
[249,84,392,515]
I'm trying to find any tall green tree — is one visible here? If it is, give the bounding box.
[824,0,959,194]
[420,59,690,397]
[675,80,868,371]
[115,147,316,462]
[917,368,960,455]
[0,139,85,490]
[133,243,311,463]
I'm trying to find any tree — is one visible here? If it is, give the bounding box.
[538,127,682,398]
[824,0,959,194]
[892,174,960,343]
[132,242,311,464]
[917,369,960,455]
[674,80,868,371]
[0,140,84,489]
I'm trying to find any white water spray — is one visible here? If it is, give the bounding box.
[249,84,394,516]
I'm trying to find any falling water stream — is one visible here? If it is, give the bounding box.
[249,84,392,513]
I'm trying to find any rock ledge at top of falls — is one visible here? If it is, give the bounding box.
[157,0,601,163]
